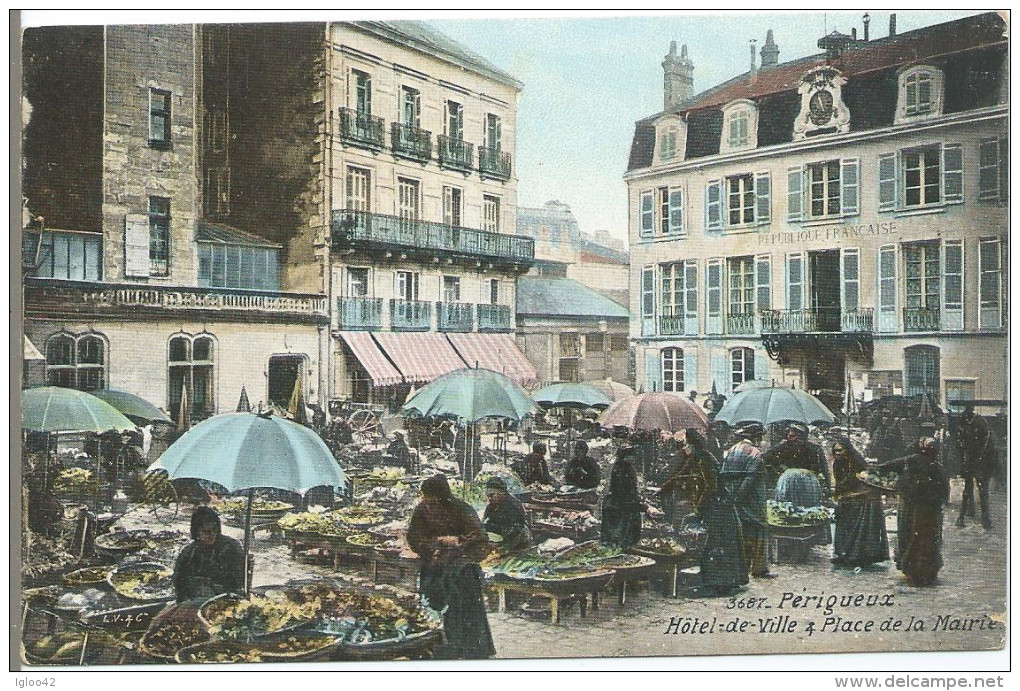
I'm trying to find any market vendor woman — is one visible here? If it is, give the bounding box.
[172,506,246,603]
[407,474,496,659]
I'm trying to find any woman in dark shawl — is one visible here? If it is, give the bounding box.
[173,506,246,603]
[831,435,889,567]
[879,438,950,586]
[600,446,647,549]
[406,474,495,659]
[720,438,773,579]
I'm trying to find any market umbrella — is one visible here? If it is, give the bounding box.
[22,386,137,434]
[598,392,709,435]
[588,378,635,403]
[714,386,836,427]
[90,388,173,425]
[533,383,612,458]
[149,411,348,592]
[733,379,791,394]
[401,367,537,423]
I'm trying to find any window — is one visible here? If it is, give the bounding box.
[560,332,581,358]
[904,242,940,312]
[396,270,419,301]
[809,161,840,218]
[789,159,859,221]
[207,110,227,153]
[727,175,754,226]
[639,191,654,237]
[25,231,102,281]
[979,137,1008,202]
[659,125,678,162]
[442,276,461,303]
[878,144,962,212]
[731,347,755,389]
[443,186,462,227]
[587,333,605,353]
[945,379,977,412]
[659,260,697,334]
[638,187,683,238]
[353,70,372,115]
[397,178,420,222]
[655,117,684,163]
[641,267,655,336]
[943,240,963,330]
[662,348,684,392]
[346,167,371,211]
[485,113,502,151]
[149,89,171,148]
[347,268,369,297]
[489,279,500,305]
[169,334,215,423]
[483,195,501,233]
[198,244,280,291]
[877,245,898,332]
[446,100,464,140]
[45,332,106,391]
[727,257,755,318]
[268,354,306,410]
[896,66,944,122]
[706,259,722,333]
[706,172,769,230]
[979,237,1003,329]
[148,196,170,276]
[401,86,421,127]
[721,100,758,153]
[904,345,940,399]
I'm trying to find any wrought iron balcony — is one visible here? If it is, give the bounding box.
[338,107,384,150]
[437,302,474,332]
[438,135,474,172]
[659,314,685,336]
[477,304,512,332]
[390,299,431,331]
[332,209,534,268]
[478,146,512,180]
[760,308,874,334]
[903,307,941,332]
[338,297,382,331]
[391,123,432,162]
[726,310,756,335]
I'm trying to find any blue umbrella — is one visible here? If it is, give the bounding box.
[714,387,835,427]
[401,367,537,423]
[149,412,347,591]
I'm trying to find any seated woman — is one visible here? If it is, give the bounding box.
[173,506,246,603]
[563,440,601,490]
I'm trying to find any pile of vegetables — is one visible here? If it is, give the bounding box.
[278,511,348,538]
[481,541,629,580]
[766,501,831,527]
[633,537,686,556]
[177,633,340,663]
[52,468,97,497]
[109,564,174,601]
[857,468,900,491]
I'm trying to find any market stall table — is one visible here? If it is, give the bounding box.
[487,570,615,625]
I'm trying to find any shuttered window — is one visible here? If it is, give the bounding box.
[148,197,171,277]
[978,137,1008,202]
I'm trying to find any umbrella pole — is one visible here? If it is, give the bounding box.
[243,488,254,595]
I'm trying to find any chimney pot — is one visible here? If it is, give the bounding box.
[760,28,780,69]
[863,13,870,41]
[889,13,897,37]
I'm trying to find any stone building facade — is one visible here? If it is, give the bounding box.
[625,13,1007,414]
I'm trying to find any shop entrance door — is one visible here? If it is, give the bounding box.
[268,355,305,409]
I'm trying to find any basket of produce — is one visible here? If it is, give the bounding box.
[330,506,387,528]
[215,498,295,525]
[176,632,342,664]
[856,468,900,494]
[52,468,99,499]
[21,630,126,666]
[766,501,833,535]
[372,538,406,557]
[22,586,62,608]
[345,532,389,554]
[198,591,320,641]
[63,565,115,587]
[108,561,175,602]
[598,553,656,575]
[358,468,407,487]
[95,530,150,558]
[278,511,349,542]
[139,613,211,662]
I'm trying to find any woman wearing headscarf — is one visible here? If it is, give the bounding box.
[600,446,648,549]
[406,474,495,659]
[830,435,889,567]
[173,506,246,603]
[564,440,601,490]
[878,438,950,586]
[720,435,774,579]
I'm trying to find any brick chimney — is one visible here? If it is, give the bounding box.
[760,29,779,69]
[663,41,694,109]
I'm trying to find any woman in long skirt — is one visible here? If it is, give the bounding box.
[831,436,889,567]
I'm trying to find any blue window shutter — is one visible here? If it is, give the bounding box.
[640,191,654,237]
[878,152,898,211]
[668,188,684,234]
[754,171,771,225]
[942,143,963,204]
[840,158,860,216]
[705,179,722,231]
[645,348,662,393]
[684,260,699,335]
[684,349,698,394]
[787,167,804,222]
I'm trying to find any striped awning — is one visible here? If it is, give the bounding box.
[373,332,468,385]
[445,333,538,387]
[336,332,403,387]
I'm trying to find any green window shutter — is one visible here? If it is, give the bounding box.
[840,158,860,216]
[942,143,963,204]
[705,179,722,231]
[754,171,771,224]
[878,153,898,211]
[786,167,804,222]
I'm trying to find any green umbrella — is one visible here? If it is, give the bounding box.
[149,412,348,592]
[401,367,537,423]
[22,386,136,434]
[533,382,612,411]
[90,388,173,425]
[714,386,835,427]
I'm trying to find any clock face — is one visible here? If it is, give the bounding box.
[809,90,834,124]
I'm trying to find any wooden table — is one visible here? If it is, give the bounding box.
[487,571,615,625]
[626,549,697,598]
[610,558,657,606]
[767,522,831,564]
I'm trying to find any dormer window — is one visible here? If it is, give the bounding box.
[896,66,944,123]
[654,116,685,164]
[721,100,758,153]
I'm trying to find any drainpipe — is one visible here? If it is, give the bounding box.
[322,22,334,411]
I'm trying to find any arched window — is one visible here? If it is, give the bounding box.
[730,347,755,389]
[661,347,684,392]
[896,66,944,123]
[721,100,758,153]
[45,332,107,391]
[168,333,216,423]
[904,345,940,399]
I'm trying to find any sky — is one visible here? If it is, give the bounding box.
[23,10,986,245]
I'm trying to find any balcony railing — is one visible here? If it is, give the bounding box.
[338,297,382,331]
[332,209,535,265]
[438,135,474,171]
[478,146,512,180]
[477,303,512,332]
[437,302,474,332]
[903,307,941,332]
[727,310,756,335]
[761,308,875,334]
[390,299,431,331]
[659,314,685,336]
[339,107,384,150]
[391,122,432,162]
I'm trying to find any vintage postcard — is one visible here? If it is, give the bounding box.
[13,9,1010,676]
